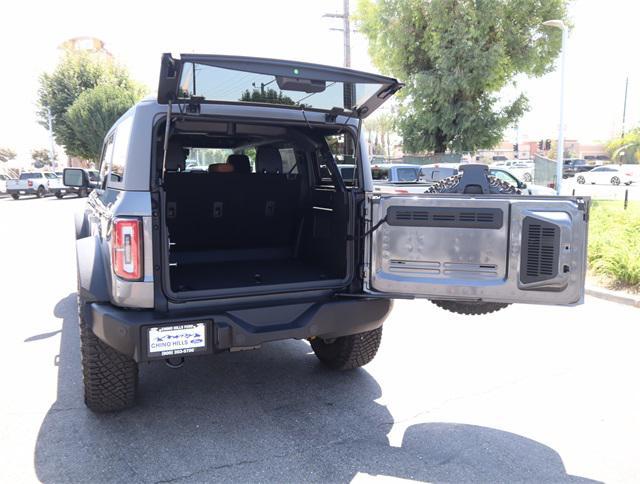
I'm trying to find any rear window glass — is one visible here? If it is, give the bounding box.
[20,173,41,179]
[110,115,133,185]
[179,63,384,112]
[372,167,389,180]
[396,168,419,181]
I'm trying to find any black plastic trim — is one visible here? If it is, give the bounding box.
[386,206,503,229]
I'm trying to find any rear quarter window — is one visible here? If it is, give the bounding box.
[109,115,134,187]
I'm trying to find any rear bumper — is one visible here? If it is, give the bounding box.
[7,188,39,195]
[85,297,392,363]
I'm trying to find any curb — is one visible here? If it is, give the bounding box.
[586,285,640,308]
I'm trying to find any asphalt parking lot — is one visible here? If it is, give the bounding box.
[1,195,639,483]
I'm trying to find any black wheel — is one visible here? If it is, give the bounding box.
[311,327,382,370]
[576,175,585,184]
[36,186,45,198]
[55,192,63,199]
[11,194,19,200]
[78,294,138,412]
[611,176,620,186]
[79,188,88,198]
[523,172,532,182]
[430,300,510,315]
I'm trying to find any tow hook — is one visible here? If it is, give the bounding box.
[164,357,185,369]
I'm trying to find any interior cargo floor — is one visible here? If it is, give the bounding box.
[170,258,334,292]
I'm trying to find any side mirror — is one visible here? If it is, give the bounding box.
[63,168,89,188]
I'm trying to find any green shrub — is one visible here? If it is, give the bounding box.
[588,201,640,287]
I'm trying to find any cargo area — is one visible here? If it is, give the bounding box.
[159,120,354,296]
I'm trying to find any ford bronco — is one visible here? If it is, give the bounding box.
[64,54,589,412]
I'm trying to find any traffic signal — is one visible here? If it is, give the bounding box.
[513,143,518,152]
[538,140,543,150]
[545,139,551,150]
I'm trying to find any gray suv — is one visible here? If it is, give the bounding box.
[65,54,590,412]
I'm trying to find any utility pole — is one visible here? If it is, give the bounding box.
[622,75,629,138]
[323,0,352,68]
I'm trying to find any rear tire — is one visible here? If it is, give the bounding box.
[11,194,19,200]
[36,186,45,198]
[78,295,138,412]
[577,175,585,184]
[55,192,63,199]
[311,327,382,370]
[430,299,510,316]
[611,176,620,186]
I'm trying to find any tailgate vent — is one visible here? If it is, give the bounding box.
[387,206,503,229]
[520,217,560,283]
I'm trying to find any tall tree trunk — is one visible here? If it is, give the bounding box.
[434,130,447,154]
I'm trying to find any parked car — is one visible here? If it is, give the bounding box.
[491,160,534,182]
[0,173,14,194]
[576,165,636,186]
[420,163,459,182]
[63,53,589,413]
[563,159,592,178]
[5,172,56,199]
[488,168,556,195]
[371,163,430,194]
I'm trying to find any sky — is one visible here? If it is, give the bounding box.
[1,0,638,162]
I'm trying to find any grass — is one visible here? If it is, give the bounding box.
[588,200,640,289]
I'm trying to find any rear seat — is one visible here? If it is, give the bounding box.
[165,146,301,254]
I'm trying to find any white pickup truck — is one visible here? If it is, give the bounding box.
[6,172,57,199]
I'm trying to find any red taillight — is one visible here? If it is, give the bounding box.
[28,180,33,187]
[394,189,409,194]
[625,172,633,176]
[112,218,143,281]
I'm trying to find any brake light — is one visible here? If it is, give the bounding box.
[28,180,33,187]
[394,189,409,194]
[112,218,143,281]
[625,172,633,176]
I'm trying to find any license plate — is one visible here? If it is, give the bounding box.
[147,322,209,359]
[19,191,25,194]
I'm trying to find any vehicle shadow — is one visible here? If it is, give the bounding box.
[34,294,600,483]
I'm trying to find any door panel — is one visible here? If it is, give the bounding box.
[365,194,589,306]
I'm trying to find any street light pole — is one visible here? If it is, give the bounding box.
[47,108,57,171]
[543,20,567,195]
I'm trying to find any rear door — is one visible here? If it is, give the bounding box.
[364,193,589,306]
[157,53,402,118]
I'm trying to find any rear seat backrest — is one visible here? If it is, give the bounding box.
[227,154,251,174]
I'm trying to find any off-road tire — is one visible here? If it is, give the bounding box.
[430,299,509,316]
[11,194,19,200]
[78,296,138,412]
[311,327,382,370]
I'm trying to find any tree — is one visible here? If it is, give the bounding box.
[0,147,17,162]
[240,88,296,106]
[366,113,395,158]
[31,149,55,167]
[356,0,568,153]
[37,50,144,158]
[65,84,141,161]
[606,128,640,164]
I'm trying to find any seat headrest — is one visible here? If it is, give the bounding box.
[208,163,234,174]
[165,142,188,172]
[256,147,283,174]
[227,154,251,174]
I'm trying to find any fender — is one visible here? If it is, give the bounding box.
[74,208,91,240]
[76,235,110,303]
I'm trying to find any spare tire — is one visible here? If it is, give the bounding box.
[427,174,521,195]
[430,300,510,316]
[426,172,518,315]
